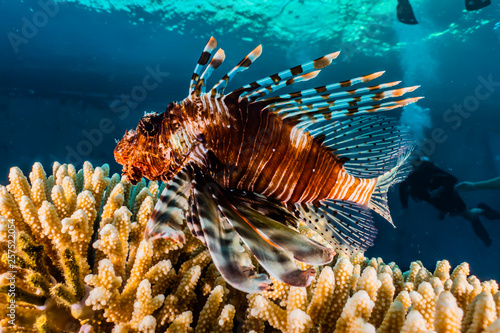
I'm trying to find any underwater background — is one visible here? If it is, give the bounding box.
[1,0,499,282]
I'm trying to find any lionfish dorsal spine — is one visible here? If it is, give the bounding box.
[189,36,217,95]
[193,48,226,96]
[272,86,420,127]
[265,74,393,111]
[255,71,386,113]
[233,51,340,101]
[244,70,322,103]
[210,44,263,97]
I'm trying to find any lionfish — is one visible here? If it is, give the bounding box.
[114,37,420,293]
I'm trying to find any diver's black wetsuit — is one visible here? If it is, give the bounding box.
[399,161,465,216]
[399,160,492,246]
[396,0,489,25]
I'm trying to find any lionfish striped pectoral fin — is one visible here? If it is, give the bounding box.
[213,190,317,287]
[230,189,300,227]
[229,192,335,265]
[191,165,321,287]
[186,189,207,245]
[144,167,193,243]
[191,166,272,293]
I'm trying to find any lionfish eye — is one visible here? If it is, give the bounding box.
[140,119,158,136]
[144,122,155,132]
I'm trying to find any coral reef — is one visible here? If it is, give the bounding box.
[1,161,500,333]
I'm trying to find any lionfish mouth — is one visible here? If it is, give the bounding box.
[122,164,143,185]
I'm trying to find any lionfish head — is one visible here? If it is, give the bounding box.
[114,112,172,185]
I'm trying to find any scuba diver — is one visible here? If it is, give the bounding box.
[456,177,500,221]
[397,0,491,25]
[399,156,500,246]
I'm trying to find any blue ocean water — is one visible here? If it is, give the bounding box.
[1,0,499,281]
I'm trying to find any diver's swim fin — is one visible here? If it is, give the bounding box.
[478,203,500,220]
[397,0,418,25]
[465,0,491,11]
[470,218,492,247]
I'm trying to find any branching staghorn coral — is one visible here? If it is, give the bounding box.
[244,253,500,333]
[0,161,499,333]
[0,161,230,333]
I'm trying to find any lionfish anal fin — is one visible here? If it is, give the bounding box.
[295,199,376,255]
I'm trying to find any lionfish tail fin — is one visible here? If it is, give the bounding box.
[368,146,414,226]
[295,200,376,255]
